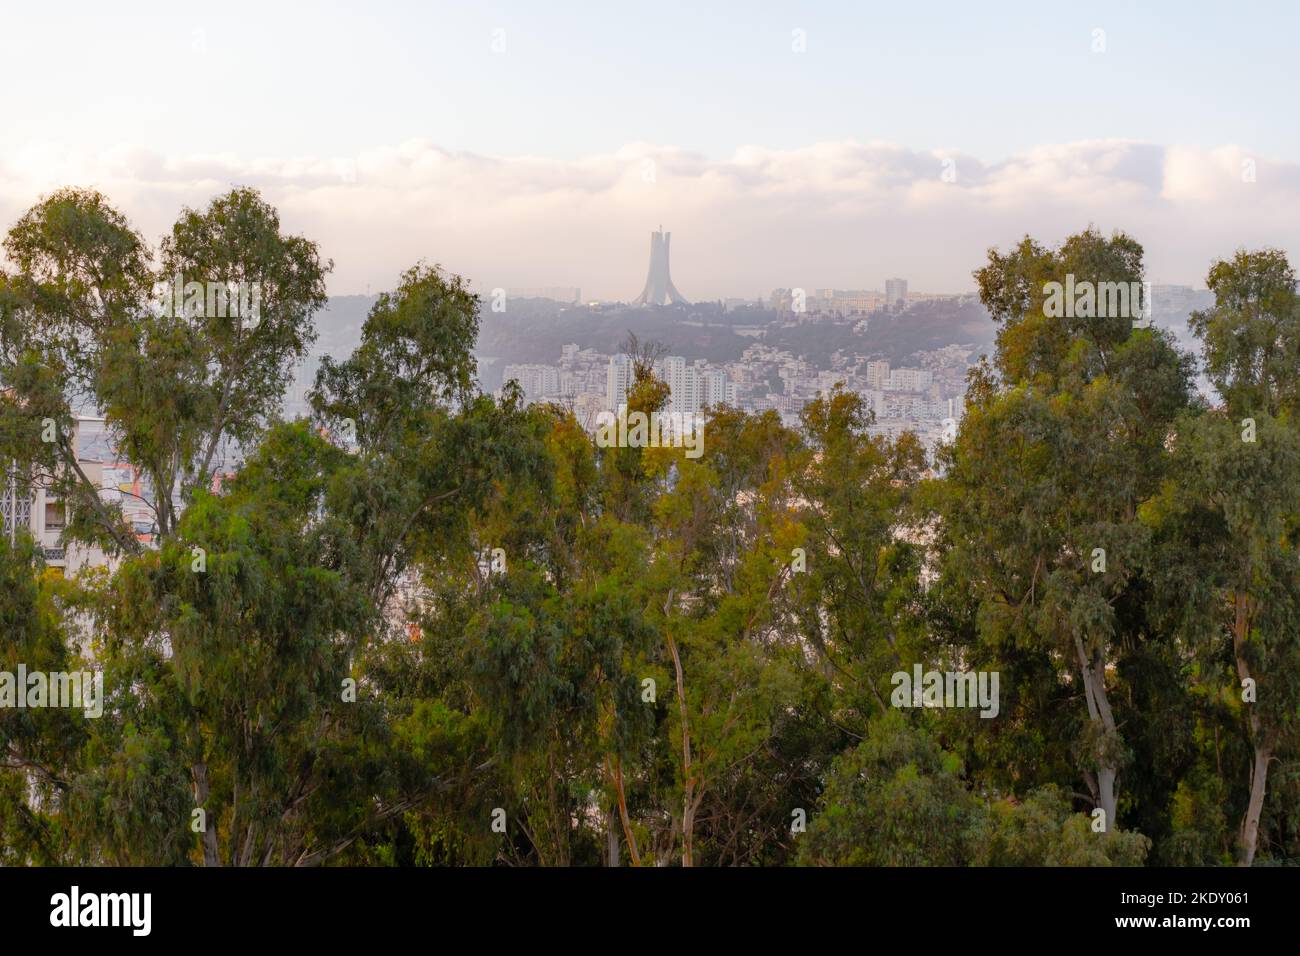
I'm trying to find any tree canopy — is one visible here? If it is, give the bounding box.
[3,200,1298,866]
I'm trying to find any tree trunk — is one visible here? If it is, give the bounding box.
[665,630,694,867]
[1074,635,1119,829]
[1232,591,1270,866]
[1240,742,1271,866]
[546,756,569,867]
[608,755,641,866]
[1096,767,1117,832]
[191,760,221,867]
[606,806,621,867]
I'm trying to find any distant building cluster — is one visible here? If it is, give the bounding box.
[721,345,966,451]
[3,419,149,575]
[768,279,971,321]
[606,354,737,417]
[490,245,1214,464]
[498,333,969,459]
[500,344,610,425]
[494,245,981,458]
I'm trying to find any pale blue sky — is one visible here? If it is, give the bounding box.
[2,0,1295,163]
[2,1,1298,298]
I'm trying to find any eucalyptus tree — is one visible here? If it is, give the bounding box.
[934,228,1194,836]
[1,187,328,548]
[786,388,929,727]
[1145,250,1300,864]
[2,191,548,864]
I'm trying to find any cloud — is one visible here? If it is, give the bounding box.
[2,138,1298,300]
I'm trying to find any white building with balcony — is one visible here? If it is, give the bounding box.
[2,416,113,574]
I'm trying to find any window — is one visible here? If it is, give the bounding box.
[44,500,66,532]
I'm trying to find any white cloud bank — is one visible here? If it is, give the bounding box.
[2,139,1298,300]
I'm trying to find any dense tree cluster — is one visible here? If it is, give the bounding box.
[2,192,1298,866]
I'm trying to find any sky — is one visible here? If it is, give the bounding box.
[2,0,1299,300]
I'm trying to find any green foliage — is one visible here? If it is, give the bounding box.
[797,712,979,866]
[973,786,1150,866]
[5,197,1300,867]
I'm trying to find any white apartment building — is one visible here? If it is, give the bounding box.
[606,354,633,411]
[865,360,891,390]
[606,353,734,418]
[887,368,933,392]
[658,356,701,416]
[660,356,738,416]
[814,289,886,316]
[2,416,112,575]
[862,389,887,420]
[700,366,736,409]
[501,363,562,404]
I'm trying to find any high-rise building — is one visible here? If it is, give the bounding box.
[610,353,731,417]
[865,360,891,389]
[887,367,932,392]
[607,354,634,410]
[885,278,908,309]
[701,368,735,408]
[658,356,702,416]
